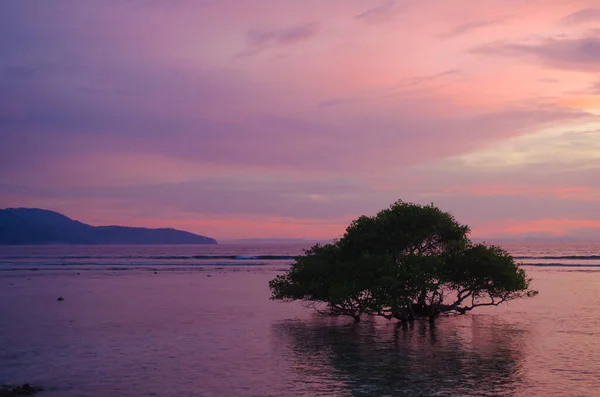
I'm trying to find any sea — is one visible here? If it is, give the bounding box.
[0,242,599,396]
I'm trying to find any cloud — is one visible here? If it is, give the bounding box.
[2,95,590,179]
[472,35,600,71]
[537,78,560,83]
[394,69,460,88]
[0,175,375,221]
[318,97,361,108]
[438,17,508,39]
[318,69,460,108]
[563,8,600,24]
[5,159,600,240]
[2,0,600,239]
[239,22,320,56]
[355,0,397,24]
[478,218,600,239]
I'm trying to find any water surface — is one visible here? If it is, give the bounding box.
[1,243,599,396]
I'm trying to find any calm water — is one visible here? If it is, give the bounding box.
[1,242,599,396]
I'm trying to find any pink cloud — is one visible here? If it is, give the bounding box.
[441,185,600,201]
[563,8,600,24]
[472,35,600,72]
[2,0,600,240]
[474,219,600,239]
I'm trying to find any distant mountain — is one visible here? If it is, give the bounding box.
[0,208,217,245]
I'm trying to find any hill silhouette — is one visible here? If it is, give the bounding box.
[0,208,217,245]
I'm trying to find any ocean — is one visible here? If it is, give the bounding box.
[1,242,599,396]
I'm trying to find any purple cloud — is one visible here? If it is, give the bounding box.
[239,22,320,56]
[394,69,460,88]
[563,8,600,24]
[2,0,600,239]
[355,0,397,24]
[472,35,600,71]
[1,98,590,178]
[3,160,600,231]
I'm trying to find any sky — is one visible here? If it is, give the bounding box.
[1,0,599,241]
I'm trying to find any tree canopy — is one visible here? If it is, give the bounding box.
[269,200,537,322]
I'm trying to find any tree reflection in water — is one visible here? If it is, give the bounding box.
[272,314,527,396]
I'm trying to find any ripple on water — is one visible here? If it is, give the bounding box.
[0,266,599,396]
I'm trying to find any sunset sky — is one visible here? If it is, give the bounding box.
[1,0,599,241]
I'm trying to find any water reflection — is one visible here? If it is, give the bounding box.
[273,315,527,396]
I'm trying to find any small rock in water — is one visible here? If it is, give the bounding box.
[57,297,65,301]
[206,274,212,277]
[0,383,44,396]
[154,271,157,274]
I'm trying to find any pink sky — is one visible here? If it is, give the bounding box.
[1,0,599,241]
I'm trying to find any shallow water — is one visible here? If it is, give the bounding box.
[1,244,600,396]
[1,241,600,272]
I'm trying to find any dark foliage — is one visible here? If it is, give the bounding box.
[270,200,536,322]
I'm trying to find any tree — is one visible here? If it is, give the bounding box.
[269,200,537,323]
